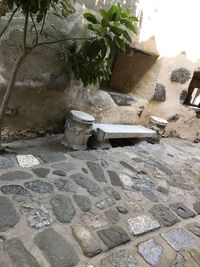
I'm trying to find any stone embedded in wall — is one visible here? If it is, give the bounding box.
[109,92,137,106]
[152,83,166,102]
[170,68,191,84]
[168,114,180,122]
[180,90,188,104]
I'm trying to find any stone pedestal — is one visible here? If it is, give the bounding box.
[148,116,168,143]
[62,110,95,150]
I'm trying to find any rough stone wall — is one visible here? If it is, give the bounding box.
[110,0,200,140]
[0,0,140,140]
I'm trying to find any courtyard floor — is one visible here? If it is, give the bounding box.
[0,136,200,267]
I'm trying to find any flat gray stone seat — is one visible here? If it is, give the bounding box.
[93,124,156,141]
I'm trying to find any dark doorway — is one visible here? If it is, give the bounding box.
[184,72,200,107]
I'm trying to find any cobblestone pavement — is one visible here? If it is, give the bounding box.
[0,136,200,267]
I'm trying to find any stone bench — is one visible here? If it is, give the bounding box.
[92,124,156,142]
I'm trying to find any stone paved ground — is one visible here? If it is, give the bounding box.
[0,136,200,267]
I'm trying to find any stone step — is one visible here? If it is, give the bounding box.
[92,124,156,141]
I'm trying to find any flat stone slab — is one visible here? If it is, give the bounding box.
[119,161,138,173]
[0,171,33,181]
[54,178,76,192]
[103,186,121,201]
[138,238,163,266]
[0,156,14,169]
[51,162,75,172]
[16,155,40,168]
[39,152,66,163]
[52,170,66,176]
[68,151,98,161]
[186,222,200,237]
[105,208,121,224]
[93,124,156,141]
[127,215,160,236]
[5,239,41,267]
[171,253,185,267]
[149,204,180,226]
[71,173,101,197]
[119,174,134,187]
[81,213,109,229]
[97,226,130,249]
[87,161,107,183]
[34,228,79,267]
[161,228,197,251]
[72,224,102,257]
[169,202,196,219]
[50,195,75,223]
[32,168,50,178]
[0,185,31,197]
[73,195,92,212]
[108,170,124,187]
[116,206,129,214]
[24,180,53,193]
[193,201,200,214]
[125,200,142,212]
[100,249,137,267]
[20,201,53,229]
[95,198,115,210]
[142,189,158,202]
[0,196,20,231]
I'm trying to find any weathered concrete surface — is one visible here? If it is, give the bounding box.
[0,136,199,267]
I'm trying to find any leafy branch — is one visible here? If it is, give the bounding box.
[57,4,138,86]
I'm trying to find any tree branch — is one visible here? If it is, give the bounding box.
[23,11,29,49]
[0,7,19,38]
[40,13,47,35]
[37,36,97,47]
[30,12,39,46]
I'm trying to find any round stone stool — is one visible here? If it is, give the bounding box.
[62,110,95,150]
[150,116,168,134]
[149,116,168,143]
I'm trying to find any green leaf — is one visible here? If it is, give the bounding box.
[87,40,101,58]
[76,41,83,53]
[101,18,109,28]
[88,24,99,33]
[110,25,123,36]
[83,12,99,24]
[124,8,130,16]
[121,18,137,34]
[100,9,108,19]
[108,6,119,21]
[115,37,126,52]
[129,16,138,22]
[123,30,132,43]
[99,39,107,58]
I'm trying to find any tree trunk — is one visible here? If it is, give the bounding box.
[0,51,28,147]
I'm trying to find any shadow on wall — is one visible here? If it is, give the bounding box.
[110,36,159,93]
